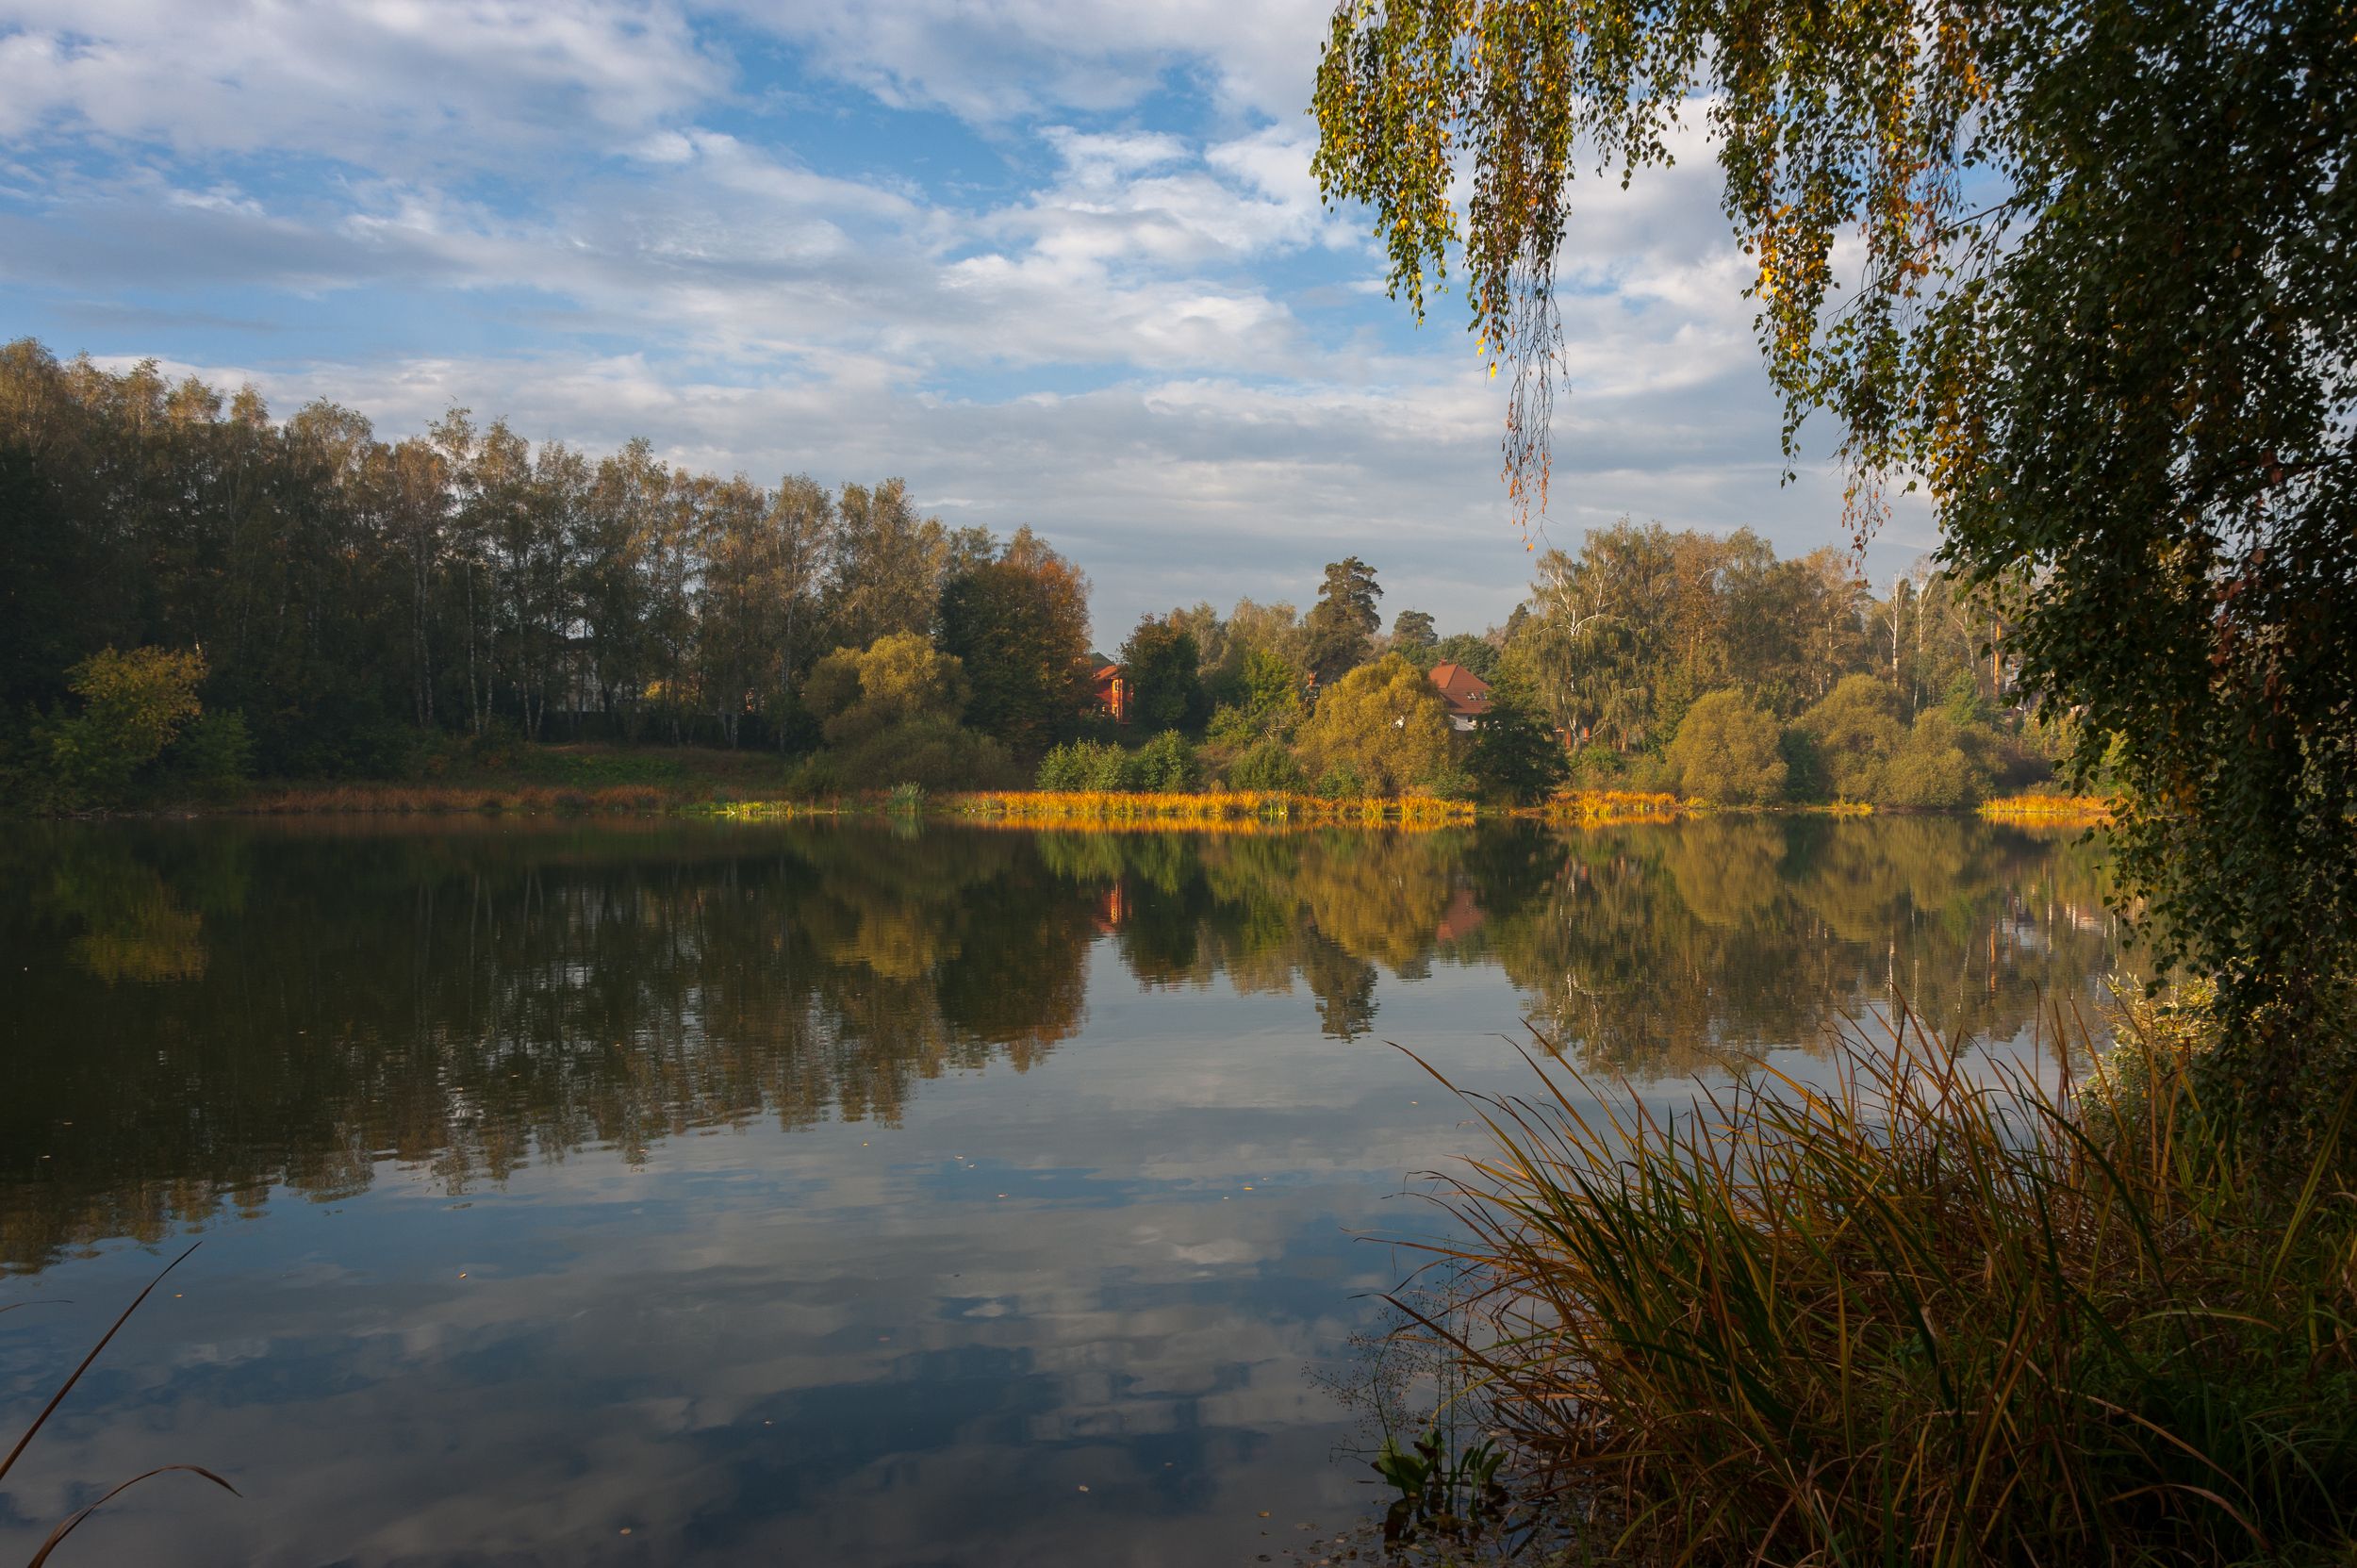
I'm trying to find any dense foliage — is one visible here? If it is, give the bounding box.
[936,529,1094,755]
[2,340,2039,815]
[0,343,1066,792]
[1312,0,2355,1098]
[1304,555,1386,685]
[1295,653,1459,795]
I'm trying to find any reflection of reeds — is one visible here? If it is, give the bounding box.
[945,790,1476,829]
[1402,1003,2357,1562]
[696,800,843,821]
[1979,792,2116,824]
[1528,788,1688,825]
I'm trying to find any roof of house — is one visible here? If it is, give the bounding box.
[1427,661,1492,715]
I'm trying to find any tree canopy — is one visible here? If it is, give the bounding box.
[1294,652,1457,794]
[1313,0,2357,1089]
[1669,690,1788,806]
[938,527,1093,755]
[1304,556,1384,685]
[1119,617,1207,734]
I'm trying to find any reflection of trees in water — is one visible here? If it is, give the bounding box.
[1490,817,2128,1078]
[0,823,1094,1273]
[0,817,2121,1272]
[1041,830,1477,1040]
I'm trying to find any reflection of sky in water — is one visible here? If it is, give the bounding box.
[0,820,2118,1565]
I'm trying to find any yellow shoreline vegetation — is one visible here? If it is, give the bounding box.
[1528,788,1688,825]
[1979,791,2116,824]
[946,788,1475,828]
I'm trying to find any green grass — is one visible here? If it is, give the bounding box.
[1407,999,2357,1564]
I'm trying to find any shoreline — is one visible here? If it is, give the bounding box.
[25,781,2114,828]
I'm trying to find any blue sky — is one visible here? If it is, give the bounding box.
[0,0,1935,641]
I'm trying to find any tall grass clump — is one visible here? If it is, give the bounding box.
[1979,791,2117,825]
[1412,1003,2357,1564]
[1532,788,1688,826]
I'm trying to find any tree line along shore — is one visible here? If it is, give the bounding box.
[4,341,2083,818]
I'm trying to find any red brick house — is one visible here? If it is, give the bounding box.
[1427,661,1492,731]
[1088,656,1129,723]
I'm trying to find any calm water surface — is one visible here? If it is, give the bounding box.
[0,817,2118,1566]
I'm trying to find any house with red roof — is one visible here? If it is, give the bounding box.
[1087,654,1129,724]
[1427,661,1492,731]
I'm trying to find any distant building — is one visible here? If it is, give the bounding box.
[1088,654,1129,724]
[1427,661,1492,732]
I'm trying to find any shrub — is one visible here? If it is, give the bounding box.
[1129,730,1200,793]
[1796,673,1904,801]
[1227,739,1307,793]
[1205,703,1259,748]
[165,709,253,791]
[1414,764,1477,801]
[1295,652,1457,794]
[1235,646,1307,736]
[1666,689,1787,803]
[1882,709,1991,808]
[1037,738,1133,791]
[1314,762,1369,798]
[1564,743,1628,787]
[1465,684,1569,804]
[1035,740,1091,791]
[806,633,969,747]
[783,752,842,798]
[44,646,206,809]
[834,714,1013,791]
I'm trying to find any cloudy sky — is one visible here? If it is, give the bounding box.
[0,0,1935,641]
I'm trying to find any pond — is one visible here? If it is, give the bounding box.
[0,816,2119,1566]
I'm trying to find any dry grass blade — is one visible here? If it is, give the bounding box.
[24,1465,241,1568]
[0,1244,200,1486]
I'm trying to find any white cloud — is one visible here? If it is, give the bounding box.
[1,0,1930,639]
[0,1,724,163]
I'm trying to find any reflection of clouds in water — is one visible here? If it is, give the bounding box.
[0,817,2123,1562]
[0,1105,1400,1565]
[0,817,2121,1272]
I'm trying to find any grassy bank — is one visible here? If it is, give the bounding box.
[1412,998,2357,1563]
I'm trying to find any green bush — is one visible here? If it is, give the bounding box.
[165,710,253,791]
[1565,743,1628,787]
[1465,684,1569,804]
[1227,739,1307,792]
[1035,740,1089,791]
[42,646,207,810]
[1796,674,1904,801]
[1415,764,1477,801]
[1034,733,1200,794]
[783,752,842,798]
[1129,730,1201,792]
[1883,710,1990,808]
[833,714,1014,791]
[1205,703,1259,748]
[1667,689,1788,804]
[1037,738,1126,791]
[1314,762,1370,798]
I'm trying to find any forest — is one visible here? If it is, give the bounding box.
[2,338,2032,811]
